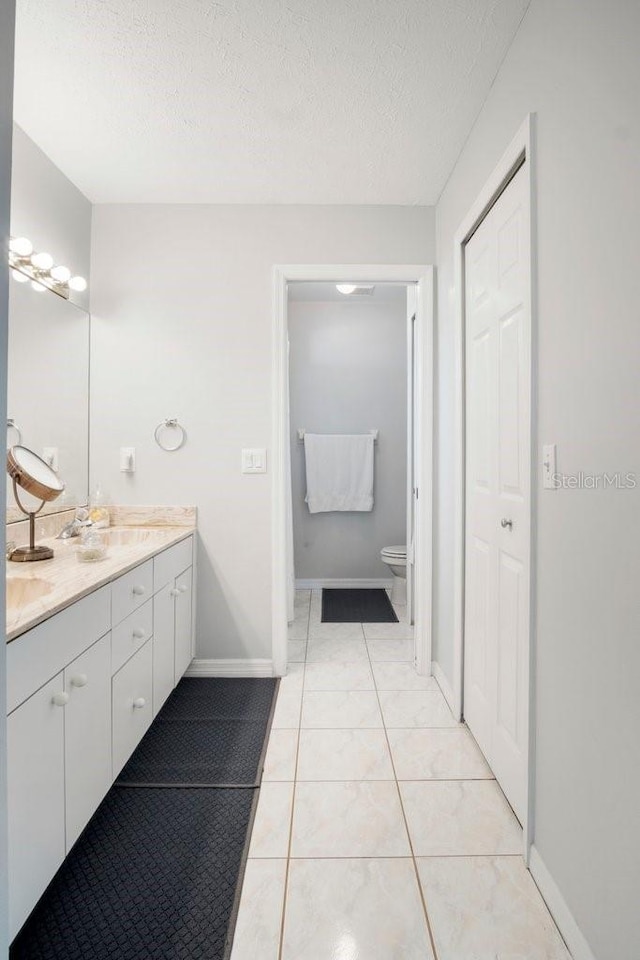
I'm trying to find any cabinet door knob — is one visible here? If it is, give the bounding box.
[132,585,146,596]
[132,628,146,640]
[170,588,180,598]
[133,697,146,709]
[178,584,188,593]
[70,673,88,688]
[52,691,70,707]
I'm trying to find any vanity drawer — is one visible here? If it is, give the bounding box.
[111,600,153,676]
[111,560,153,627]
[112,639,153,776]
[7,586,111,714]
[154,536,193,590]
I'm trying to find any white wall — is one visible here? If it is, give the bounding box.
[289,295,407,581]
[10,126,91,311]
[0,4,16,953]
[433,1,640,957]
[90,204,434,660]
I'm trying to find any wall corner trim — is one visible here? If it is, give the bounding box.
[529,845,597,960]
[185,658,275,678]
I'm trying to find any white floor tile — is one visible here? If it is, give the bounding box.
[378,689,460,728]
[294,589,311,607]
[262,729,298,781]
[308,621,366,641]
[230,858,287,960]
[296,729,395,781]
[291,781,410,857]
[366,638,414,661]
[271,691,303,729]
[306,638,369,661]
[288,640,307,662]
[400,780,522,856]
[372,662,437,691]
[417,856,571,960]
[288,618,309,641]
[387,727,494,780]
[301,690,383,729]
[249,782,294,858]
[277,662,305,694]
[363,621,414,640]
[304,660,375,691]
[281,858,434,960]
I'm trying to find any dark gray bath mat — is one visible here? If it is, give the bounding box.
[118,677,278,786]
[10,787,256,960]
[10,677,278,959]
[321,587,398,623]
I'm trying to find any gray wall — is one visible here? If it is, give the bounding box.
[90,204,435,661]
[0,3,16,953]
[10,126,91,311]
[433,1,640,956]
[289,296,407,581]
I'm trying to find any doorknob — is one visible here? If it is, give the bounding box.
[501,518,514,529]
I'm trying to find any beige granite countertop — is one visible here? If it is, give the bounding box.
[6,518,196,643]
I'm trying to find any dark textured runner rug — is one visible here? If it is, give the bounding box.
[321,587,399,623]
[10,677,278,960]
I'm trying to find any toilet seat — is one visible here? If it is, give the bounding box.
[381,545,406,560]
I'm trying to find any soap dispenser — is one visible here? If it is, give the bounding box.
[89,484,110,528]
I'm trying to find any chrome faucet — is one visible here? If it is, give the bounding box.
[57,508,92,540]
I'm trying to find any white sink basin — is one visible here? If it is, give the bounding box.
[6,577,54,608]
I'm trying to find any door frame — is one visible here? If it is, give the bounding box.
[272,264,434,678]
[452,115,537,859]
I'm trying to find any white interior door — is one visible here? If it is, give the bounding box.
[406,285,417,624]
[464,163,530,823]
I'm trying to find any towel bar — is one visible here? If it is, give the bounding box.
[297,429,378,443]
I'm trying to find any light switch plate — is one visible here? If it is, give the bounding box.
[120,447,136,473]
[242,448,267,474]
[542,444,557,489]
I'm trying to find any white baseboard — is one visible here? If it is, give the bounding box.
[529,845,596,960]
[295,578,393,590]
[185,658,274,678]
[431,660,456,714]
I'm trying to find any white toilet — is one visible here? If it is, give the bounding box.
[380,545,407,605]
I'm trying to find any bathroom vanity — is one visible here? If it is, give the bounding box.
[5,517,196,939]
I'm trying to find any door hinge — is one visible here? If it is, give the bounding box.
[413,487,419,500]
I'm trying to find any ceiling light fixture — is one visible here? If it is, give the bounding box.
[8,236,87,300]
[336,283,375,296]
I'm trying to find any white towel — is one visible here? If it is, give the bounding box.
[304,433,375,513]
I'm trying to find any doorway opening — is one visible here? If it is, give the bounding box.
[272,265,434,681]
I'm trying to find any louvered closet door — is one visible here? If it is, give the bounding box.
[464,163,530,823]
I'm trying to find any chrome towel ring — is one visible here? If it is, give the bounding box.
[154,418,186,452]
[7,418,22,447]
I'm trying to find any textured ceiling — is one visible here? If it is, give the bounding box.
[13,0,529,204]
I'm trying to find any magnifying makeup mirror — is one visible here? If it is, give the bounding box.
[7,445,65,561]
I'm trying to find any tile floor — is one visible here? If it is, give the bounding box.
[231,590,572,960]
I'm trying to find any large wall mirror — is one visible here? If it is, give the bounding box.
[7,279,90,522]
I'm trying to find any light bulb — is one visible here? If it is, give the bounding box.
[11,268,29,283]
[31,280,47,293]
[50,265,71,283]
[69,275,87,292]
[31,251,54,271]
[336,283,358,295]
[10,236,33,258]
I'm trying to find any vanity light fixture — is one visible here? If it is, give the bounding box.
[8,235,87,300]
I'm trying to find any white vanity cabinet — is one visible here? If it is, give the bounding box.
[64,633,113,848]
[6,532,195,940]
[152,537,194,716]
[7,674,66,940]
